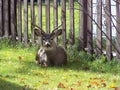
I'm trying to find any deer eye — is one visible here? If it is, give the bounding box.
[42,37,46,40]
[50,37,54,40]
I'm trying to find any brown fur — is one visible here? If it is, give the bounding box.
[34,28,67,67]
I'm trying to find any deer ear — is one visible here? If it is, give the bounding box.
[52,29,62,37]
[34,28,45,36]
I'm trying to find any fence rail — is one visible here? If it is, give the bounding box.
[0,0,120,61]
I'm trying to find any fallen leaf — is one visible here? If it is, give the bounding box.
[18,56,22,60]
[110,84,116,88]
[113,78,117,83]
[77,81,82,86]
[90,81,99,86]
[42,80,49,85]
[87,85,92,88]
[70,87,74,90]
[100,79,105,83]
[101,83,107,87]
[20,78,26,83]
[57,82,66,88]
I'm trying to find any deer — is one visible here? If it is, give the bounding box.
[33,24,67,67]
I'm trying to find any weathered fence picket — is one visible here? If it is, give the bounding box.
[105,0,112,61]
[96,0,102,56]
[3,0,9,38]
[69,0,74,45]
[37,0,42,45]
[31,0,35,45]
[17,0,22,42]
[46,0,50,33]
[11,0,16,42]
[53,0,58,44]
[78,0,84,51]
[0,0,2,37]
[78,0,87,51]
[61,0,66,48]
[24,0,28,47]
[87,0,93,54]
[116,0,120,59]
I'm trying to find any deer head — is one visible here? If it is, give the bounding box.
[33,25,62,48]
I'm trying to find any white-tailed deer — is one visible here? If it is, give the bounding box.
[34,25,67,67]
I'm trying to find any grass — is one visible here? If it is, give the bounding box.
[0,39,120,90]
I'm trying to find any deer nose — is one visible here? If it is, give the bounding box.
[45,41,51,47]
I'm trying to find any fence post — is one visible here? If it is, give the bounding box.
[11,0,16,42]
[78,0,87,51]
[3,0,9,38]
[61,0,66,48]
[96,0,102,55]
[87,0,93,54]
[17,0,22,42]
[24,0,28,47]
[31,0,35,45]
[116,0,120,60]
[53,0,58,44]
[0,0,2,37]
[45,0,50,33]
[69,0,74,45]
[38,0,42,45]
[105,0,112,61]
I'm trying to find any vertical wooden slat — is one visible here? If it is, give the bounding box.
[96,0,102,56]
[0,0,2,36]
[38,0,42,45]
[105,0,112,61]
[78,0,84,51]
[116,0,120,59]
[53,0,58,44]
[11,0,16,41]
[69,0,74,45]
[78,0,87,51]
[31,0,35,45]
[83,0,88,48]
[61,0,66,47]
[3,0,9,38]
[17,0,22,42]
[24,0,28,47]
[14,1,17,36]
[8,0,11,36]
[45,0,50,33]
[87,0,93,54]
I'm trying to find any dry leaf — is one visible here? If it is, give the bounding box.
[57,82,66,88]
[87,85,92,88]
[90,81,99,86]
[42,81,49,85]
[18,56,22,60]
[101,83,107,87]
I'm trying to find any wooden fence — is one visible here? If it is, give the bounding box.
[0,0,120,61]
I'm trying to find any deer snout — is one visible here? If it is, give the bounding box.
[45,41,51,47]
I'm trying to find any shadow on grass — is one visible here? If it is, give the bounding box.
[0,78,33,90]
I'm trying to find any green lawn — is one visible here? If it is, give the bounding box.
[0,40,120,90]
